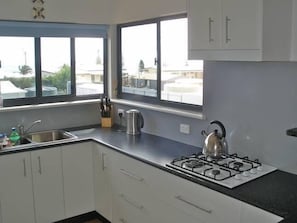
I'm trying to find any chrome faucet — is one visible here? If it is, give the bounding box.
[18,120,42,137]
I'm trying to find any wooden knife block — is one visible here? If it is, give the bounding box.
[101,117,112,128]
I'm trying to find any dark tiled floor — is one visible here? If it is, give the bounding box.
[83,220,102,223]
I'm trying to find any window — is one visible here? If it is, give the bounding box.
[118,15,203,109]
[0,21,108,107]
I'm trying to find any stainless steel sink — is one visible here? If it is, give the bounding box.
[25,130,77,143]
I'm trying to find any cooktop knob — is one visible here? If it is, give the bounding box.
[234,174,242,180]
[257,166,263,171]
[242,171,250,177]
[249,168,257,174]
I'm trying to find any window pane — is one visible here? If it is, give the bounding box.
[75,37,104,95]
[0,37,36,99]
[121,24,157,97]
[161,18,203,106]
[41,37,71,96]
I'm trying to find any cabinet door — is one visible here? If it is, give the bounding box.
[0,152,35,223]
[188,0,221,50]
[31,147,65,223]
[93,144,112,221]
[240,202,283,223]
[222,0,262,49]
[62,142,95,218]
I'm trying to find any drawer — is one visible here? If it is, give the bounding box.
[109,150,241,223]
[147,166,242,223]
[112,192,152,223]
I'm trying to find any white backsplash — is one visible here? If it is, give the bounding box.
[203,61,297,174]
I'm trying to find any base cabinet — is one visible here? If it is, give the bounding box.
[62,142,95,218]
[240,203,283,223]
[31,148,65,223]
[0,147,65,223]
[93,144,112,221]
[0,152,35,223]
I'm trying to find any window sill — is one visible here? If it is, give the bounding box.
[111,99,206,120]
[0,99,101,113]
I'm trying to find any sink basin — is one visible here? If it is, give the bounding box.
[19,137,33,145]
[25,130,77,143]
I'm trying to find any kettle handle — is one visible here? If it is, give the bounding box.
[210,120,226,138]
[138,112,144,128]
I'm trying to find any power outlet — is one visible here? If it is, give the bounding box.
[117,109,125,117]
[180,124,190,134]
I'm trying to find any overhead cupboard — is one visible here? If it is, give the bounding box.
[187,0,297,61]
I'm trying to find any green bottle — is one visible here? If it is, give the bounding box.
[9,127,20,146]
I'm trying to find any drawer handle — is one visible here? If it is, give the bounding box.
[120,194,144,211]
[175,195,212,214]
[120,169,144,182]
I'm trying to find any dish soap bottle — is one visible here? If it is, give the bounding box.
[9,127,20,146]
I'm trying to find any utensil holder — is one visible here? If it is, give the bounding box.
[101,117,112,128]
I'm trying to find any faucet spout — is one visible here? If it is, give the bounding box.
[18,120,42,137]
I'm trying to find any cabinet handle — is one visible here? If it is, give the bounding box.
[120,194,144,211]
[38,156,42,175]
[208,17,214,42]
[120,169,144,182]
[22,159,27,177]
[225,16,231,43]
[102,153,106,171]
[175,195,212,214]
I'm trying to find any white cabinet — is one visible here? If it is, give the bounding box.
[31,148,65,223]
[188,0,294,61]
[93,143,112,221]
[240,202,283,223]
[188,0,260,51]
[0,147,65,223]
[62,142,95,218]
[109,150,154,223]
[0,152,35,223]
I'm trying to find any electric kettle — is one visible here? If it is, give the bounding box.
[126,109,144,135]
[201,120,228,158]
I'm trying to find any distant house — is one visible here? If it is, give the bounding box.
[0,80,26,99]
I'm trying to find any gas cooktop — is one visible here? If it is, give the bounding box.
[166,153,277,189]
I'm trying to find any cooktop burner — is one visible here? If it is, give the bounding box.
[183,160,204,169]
[166,152,277,189]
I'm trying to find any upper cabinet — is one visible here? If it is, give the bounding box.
[188,0,294,61]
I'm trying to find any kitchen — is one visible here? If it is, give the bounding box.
[0,0,297,222]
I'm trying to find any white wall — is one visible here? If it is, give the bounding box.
[0,0,113,24]
[0,104,101,134]
[115,61,297,174]
[112,0,186,23]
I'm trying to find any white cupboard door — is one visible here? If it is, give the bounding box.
[222,0,262,49]
[62,143,95,218]
[0,152,35,223]
[93,144,112,221]
[188,0,221,50]
[240,202,283,223]
[31,147,65,223]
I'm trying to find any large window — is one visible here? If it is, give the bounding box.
[118,15,203,108]
[0,21,108,107]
